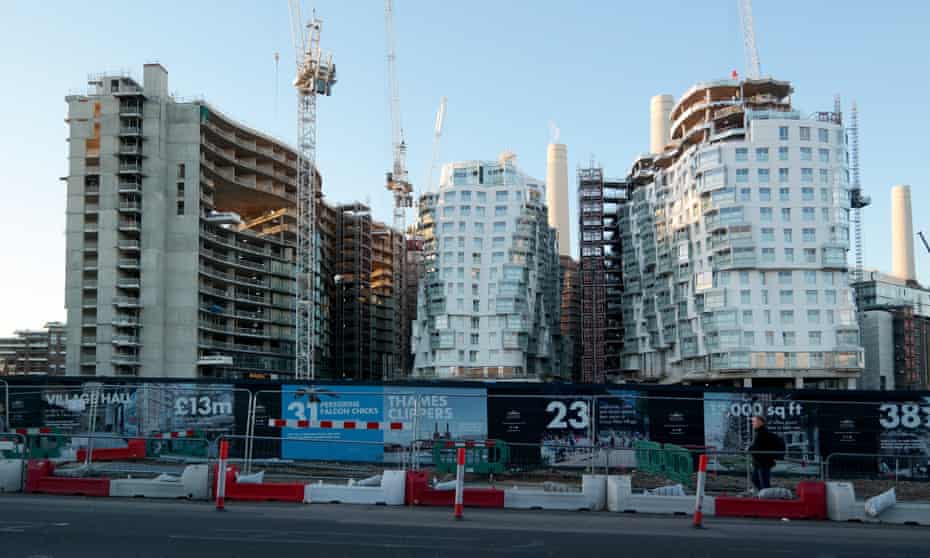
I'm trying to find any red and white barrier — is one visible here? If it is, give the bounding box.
[826,482,930,526]
[109,465,209,500]
[693,454,708,528]
[267,419,408,431]
[505,475,607,511]
[215,440,228,510]
[454,448,465,519]
[14,428,52,436]
[152,430,198,439]
[304,470,406,505]
[607,475,715,516]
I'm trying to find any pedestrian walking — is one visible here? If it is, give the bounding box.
[749,415,784,492]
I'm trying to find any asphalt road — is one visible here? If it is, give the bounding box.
[0,494,925,558]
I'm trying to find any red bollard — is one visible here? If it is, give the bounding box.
[453,447,465,520]
[693,453,708,528]
[216,440,229,511]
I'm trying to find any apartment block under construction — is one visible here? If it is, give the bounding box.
[63,64,332,378]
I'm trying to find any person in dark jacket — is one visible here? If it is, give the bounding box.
[749,415,783,491]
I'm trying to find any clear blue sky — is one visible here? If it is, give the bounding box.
[1,1,928,336]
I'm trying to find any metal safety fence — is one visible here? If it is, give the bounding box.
[824,452,930,502]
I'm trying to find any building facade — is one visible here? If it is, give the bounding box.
[578,168,628,383]
[411,156,561,380]
[558,255,582,381]
[620,78,862,387]
[0,322,66,376]
[64,64,329,379]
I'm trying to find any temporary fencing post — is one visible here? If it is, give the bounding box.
[216,439,229,511]
[693,453,708,529]
[453,447,465,520]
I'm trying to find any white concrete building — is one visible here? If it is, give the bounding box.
[621,78,863,388]
[411,155,561,380]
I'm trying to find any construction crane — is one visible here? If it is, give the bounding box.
[848,101,871,284]
[288,0,337,381]
[426,96,448,194]
[384,0,412,232]
[738,0,761,79]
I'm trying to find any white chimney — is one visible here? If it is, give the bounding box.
[650,94,674,154]
[546,143,570,258]
[891,184,916,282]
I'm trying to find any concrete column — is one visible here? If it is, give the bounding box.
[742,378,753,388]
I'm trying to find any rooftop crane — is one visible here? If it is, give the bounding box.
[385,0,412,232]
[738,0,762,79]
[288,0,337,381]
[426,96,448,194]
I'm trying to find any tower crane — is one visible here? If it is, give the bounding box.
[849,101,871,283]
[738,0,761,79]
[288,0,337,380]
[385,0,412,232]
[426,96,448,194]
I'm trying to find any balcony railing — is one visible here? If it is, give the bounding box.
[119,202,142,212]
[118,240,140,250]
[114,296,141,307]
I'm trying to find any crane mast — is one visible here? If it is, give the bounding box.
[288,0,337,381]
[738,0,761,79]
[385,0,412,232]
[426,96,448,194]
[849,101,871,283]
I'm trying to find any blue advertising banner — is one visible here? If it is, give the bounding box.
[281,385,383,462]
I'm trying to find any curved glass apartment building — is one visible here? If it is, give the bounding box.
[622,78,863,388]
[411,156,561,380]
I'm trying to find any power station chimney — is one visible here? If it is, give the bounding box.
[650,94,674,154]
[546,143,570,257]
[891,184,916,283]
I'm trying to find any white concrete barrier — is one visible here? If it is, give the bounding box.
[304,470,406,505]
[826,482,930,526]
[504,475,606,511]
[109,465,210,500]
[0,460,23,493]
[607,475,715,516]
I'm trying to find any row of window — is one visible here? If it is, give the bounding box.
[758,227,819,242]
[442,190,522,204]
[714,270,843,287]
[778,125,839,143]
[735,167,835,184]
[440,221,509,234]
[442,205,511,217]
[737,186,842,202]
[759,206,847,223]
[442,236,508,249]
[737,288,839,306]
[735,146,842,163]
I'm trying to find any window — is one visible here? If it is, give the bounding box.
[460,205,471,216]
[443,206,455,218]
[492,236,505,248]
[458,236,466,248]
[801,168,814,183]
[820,188,829,202]
[779,126,789,140]
[781,208,791,221]
[494,205,507,216]
[764,309,772,324]
[802,187,814,201]
[177,163,185,179]
[493,222,506,233]
[473,237,483,250]
[459,222,466,232]
[736,168,749,183]
[456,298,464,311]
[739,271,750,285]
[735,148,748,161]
[492,252,505,263]
[176,182,184,198]
[495,190,508,202]
[783,332,796,346]
[783,228,793,243]
[469,351,478,363]
[741,290,751,304]
[759,187,771,201]
[779,187,790,201]
[800,147,812,161]
[780,289,793,304]
[470,333,479,345]
[457,252,465,264]
[758,168,770,183]
[742,309,753,323]
[443,192,456,203]
[821,207,831,221]
[802,207,815,222]
[471,317,480,329]
[717,271,731,286]
[472,300,480,312]
[804,271,817,285]
[819,169,829,185]
[780,310,794,324]
[778,146,789,161]
[743,331,755,346]
[474,222,484,234]
[800,126,811,141]
[476,191,486,203]
[755,148,769,162]
[762,248,775,262]
[803,228,816,242]
[804,248,817,263]
[806,290,818,304]
[809,331,822,345]
[761,228,775,242]
[766,331,775,346]
[740,188,751,201]
[784,248,794,262]
[778,168,789,183]
[475,206,486,217]
[825,290,837,304]
[760,207,773,222]
[818,128,829,142]
[761,290,770,305]
[819,148,830,163]
[472,253,481,265]
[808,309,821,323]
[826,310,835,324]
[176,201,184,215]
